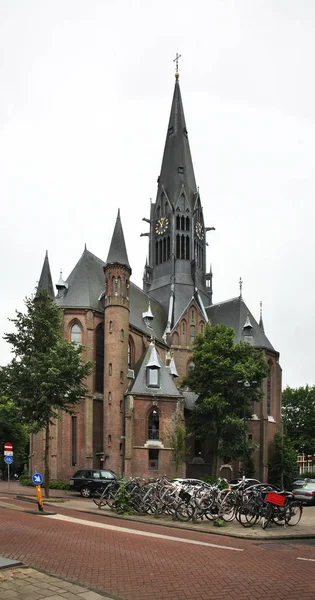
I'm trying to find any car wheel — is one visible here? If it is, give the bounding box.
[80,486,91,498]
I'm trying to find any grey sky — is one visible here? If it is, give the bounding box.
[1,1,314,388]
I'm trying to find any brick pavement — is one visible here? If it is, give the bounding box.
[1,482,315,599]
[1,497,315,600]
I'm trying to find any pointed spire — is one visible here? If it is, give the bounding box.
[239,277,243,299]
[36,251,55,299]
[106,209,131,272]
[158,78,197,207]
[259,301,265,332]
[56,269,68,298]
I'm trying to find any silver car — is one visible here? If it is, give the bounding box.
[292,481,315,505]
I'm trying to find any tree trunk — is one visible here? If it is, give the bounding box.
[44,418,50,498]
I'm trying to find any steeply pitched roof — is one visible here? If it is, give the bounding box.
[106,209,130,270]
[206,297,275,352]
[36,251,55,299]
[56,247,105,310]
[130,341,182,397]
[158,78,197,207]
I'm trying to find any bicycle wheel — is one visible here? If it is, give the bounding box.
[240,502,260,528]
[285,501,302,526]
[93,489,106,508]
[175,500,194,522]
[261,504,272,529]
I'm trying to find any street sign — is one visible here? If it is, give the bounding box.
[4,442,13,451]
[4,456,13,465]
[32,473,43,485]
[4,451,13,456]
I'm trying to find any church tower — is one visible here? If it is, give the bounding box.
[103,210,131,475]
[143,70,214,328]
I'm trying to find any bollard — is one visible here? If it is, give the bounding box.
[35,484,44,512]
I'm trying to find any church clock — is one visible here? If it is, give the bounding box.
[155,216,169,235]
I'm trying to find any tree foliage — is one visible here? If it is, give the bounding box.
[0,395,29,477]
[268,432,298,490]
[0,290,93,495]
[282,385,315,457]
[183,323,269,476]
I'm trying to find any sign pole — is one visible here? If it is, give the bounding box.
[8,464,10,492]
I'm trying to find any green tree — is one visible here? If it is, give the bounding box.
[1,290,93,496]
[282,385,315,457]
[0,396,29,477]
[183,323,268,476]
[268,432,298,490]
[166,407,187,475]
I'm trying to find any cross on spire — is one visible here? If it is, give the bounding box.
[173,53,182,78]
[239,277,243,299]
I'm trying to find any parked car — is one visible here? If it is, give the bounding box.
[292,478,315,490]
[69,468,119,497]
[292,481,315,505]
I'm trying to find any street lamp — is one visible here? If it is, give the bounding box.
[237,380,257,479]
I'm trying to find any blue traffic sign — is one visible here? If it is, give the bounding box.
[32,473,43,485]
[4,456,13,465]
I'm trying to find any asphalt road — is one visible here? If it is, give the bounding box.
[1,495,315,599]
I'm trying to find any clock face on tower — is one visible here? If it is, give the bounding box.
[155,216,169,235]
[195,221,204,240]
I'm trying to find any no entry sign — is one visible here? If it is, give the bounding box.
[4,442,13,451]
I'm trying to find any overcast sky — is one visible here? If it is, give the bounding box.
[1,1,314,389]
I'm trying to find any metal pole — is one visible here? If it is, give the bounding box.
[243,397,246,478]
[8,464,10,492]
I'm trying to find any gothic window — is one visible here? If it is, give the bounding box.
[95,325,104,393]
[200,322,204,334]
[109,363,112,376]
[186,236,190,260]
[190,325,195,342]
[176,215,180,230]
[148,408,159,440]
[109,320,113,332]
[176,234,180,258]
[172,331,179,345]
[70,323,82,344]
[157,205,161,219]
[120,329,124,340]
[182,321,186,335]
[267,360,273,416]
[191,310,195,323]
[108,392,112,404]
[117,277,121,295]
[128,337,135,368]
[149,449,159,470]
[185,217,190,231]
[71,416,77,467]
[163,237,166,262]
[120,370,123,383]
[108,435,111,445]
[155,240,159,265]
[187,360,195,375]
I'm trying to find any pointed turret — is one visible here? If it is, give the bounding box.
[36,251,55,299]
[158,78,197,207]
[106,209,131,272]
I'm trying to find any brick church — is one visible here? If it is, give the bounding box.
[30,70,282,483]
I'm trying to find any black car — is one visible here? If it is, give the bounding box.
[69,468,119,497]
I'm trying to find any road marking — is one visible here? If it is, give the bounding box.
[297,557,315,562]
[45,513,243,552]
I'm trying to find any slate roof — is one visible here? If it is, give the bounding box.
[106,209,130,270]
[130,341,182,397]
[158,78,197,208]
[36,251,55,299]
[56,247,105,310]
[206,297,275,352]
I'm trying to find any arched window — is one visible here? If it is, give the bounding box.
[95,325,104,393]
[190,325,195,342]
[148,408,159,440]
[109,320,113,332]
[108,392,112,404]
[128,337,135,368]
[109,363,112,376]
[267,360,273,416]
[187,360,195,375]
[120,329,124,340]
[70,323,82,344]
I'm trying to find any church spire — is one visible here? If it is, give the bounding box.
[36,251,55,299]
[158,76,197,208]
[106,209,131,272]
